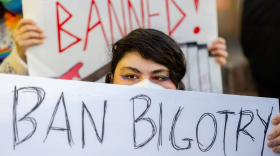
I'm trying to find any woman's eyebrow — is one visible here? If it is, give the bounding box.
[120,66,142,74]
[151,69,169,75]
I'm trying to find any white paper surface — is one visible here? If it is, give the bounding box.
[185,42,200,91]
[0,74,279,156]
[209,56,223,93]
[198,44,211,92]
[22,0,222,92]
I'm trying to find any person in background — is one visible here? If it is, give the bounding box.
[241,0,280,153]
[0,0,22,73]
[0,19,228,76]
[0,2,5,18]
[0,19,44,74]
[0,0,22,14]
[241,0,280,99]
[0,2,7,65]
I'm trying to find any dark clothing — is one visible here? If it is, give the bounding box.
[241,0,280,98]
[0,3,5,18]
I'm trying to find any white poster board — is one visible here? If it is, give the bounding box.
[22,0,222,93]
[0,74,279,156]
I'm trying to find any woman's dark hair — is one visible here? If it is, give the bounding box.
[110,28,187,90]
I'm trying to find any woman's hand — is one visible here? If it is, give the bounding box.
[13,19,46,63]
[267,114,280,153]
[208,37,228,67]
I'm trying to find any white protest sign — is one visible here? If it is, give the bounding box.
[0,74,278,156]
[22,0,222,93]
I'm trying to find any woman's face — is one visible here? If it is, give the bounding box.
[113,51,176,90]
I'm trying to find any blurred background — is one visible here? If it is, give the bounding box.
[217,0,258,96]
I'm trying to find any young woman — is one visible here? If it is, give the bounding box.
[106,28,186,90]
[1,19,278,153]
[107,28,280,154]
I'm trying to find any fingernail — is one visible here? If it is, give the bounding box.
[273,147,278,152]
[272,120,277,124]
[268,141,274,147]
[268,135,273,140]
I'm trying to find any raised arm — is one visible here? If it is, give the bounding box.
[0,19,46,75]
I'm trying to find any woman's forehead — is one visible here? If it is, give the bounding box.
[117,51,169,73]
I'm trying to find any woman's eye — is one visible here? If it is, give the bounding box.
[154,77,163,81]
[128,75,137,79]
[151,76,169,81]
[121,74,139,80]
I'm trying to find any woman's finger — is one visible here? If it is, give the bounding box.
[272,145,280,153]
[17,31,46,41]
[216,37,226,44]
[17,39,45,52]
[211,49,229,58]
[271,114,280,125]
[18,25,44,36]
[15,19,36,30]
[268,124,280,141]
[268,135,280,148]
[216,57,227,67]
